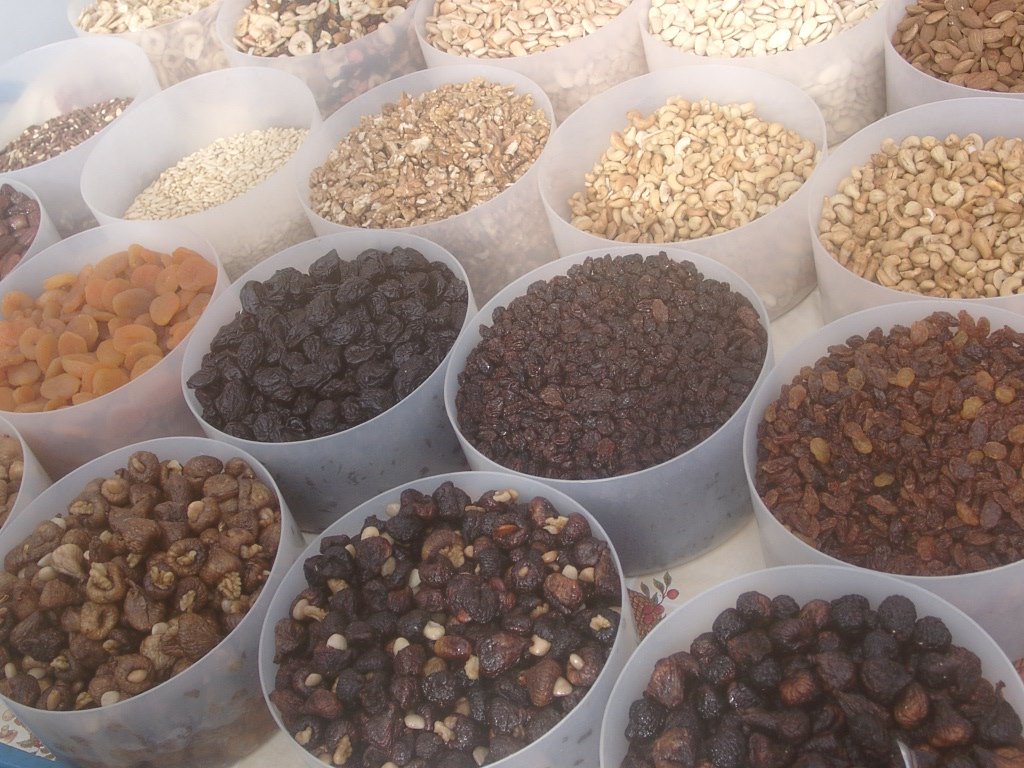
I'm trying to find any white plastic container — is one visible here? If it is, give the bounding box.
[215,0,425,115]
[0,221,228,479]
[806,97,1024,323]
[413,0,647,122]
[292,65,560,304]
[0,37,159,236]
[68,0,229,88]
[537,66,827,319]
[600,564,1024,767]
[742,300,1024,660]
[258,470,638,768]
[0,436,306,768]
[444,245,773,576]
[181,230,476,532]
[1,2,74,64]
[641,0,890,144]
[80,67,320,281]
[884,0,1024,113]
[0,413,51,534]
[0,177,60,279]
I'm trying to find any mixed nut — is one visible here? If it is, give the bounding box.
[622,590,1024,768]
[0,451,282,710]
[271,481,622,766]
[232,0,412,56]
[457,253,768,480]
[756,310,1024,576]
[187,246,467,442]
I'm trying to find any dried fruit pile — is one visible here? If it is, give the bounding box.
[0,451,282,711]
[622,591,1024,768]
[756,310,1024,576]
[271,481,622,766]
[0,244,217,412]
[188,247,467,442]
[457,253,768,479]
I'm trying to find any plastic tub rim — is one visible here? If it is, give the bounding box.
[178,229,475,449]
[443,243,774,487]
[741,298,1024,587]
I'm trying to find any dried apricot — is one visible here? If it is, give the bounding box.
[112,324,157,354]
[42,272,77,291]
[154,266,180,296]
[65,315,99,349]
[61,353,97,379]
[149,294,179,327]
[7,361,40,387]
[167,316,198,350]
[100,278,131,312]
[130,263,162,291]
[130,355,162,380]
[92,367,129,396]
[177,252,218,291]
[57,332,88,357]
[93,250,129,279]
[40,373,80,401]
[112,287,155,319]
[96,340,125,367]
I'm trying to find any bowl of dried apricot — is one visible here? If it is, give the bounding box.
[0,220,226,477]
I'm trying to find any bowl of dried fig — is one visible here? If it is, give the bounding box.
[744,299,1024,662]
[0,436,305,768]
[444,245,773,576]
[258,470,637,768]
[601,564,1024,768]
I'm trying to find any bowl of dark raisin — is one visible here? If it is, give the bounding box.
[744,300,1024,661]
[181,231,476,531]
[602,564,1024,768]
[444,246,773,576]
[258,470,637,768]
[0,436,306,768]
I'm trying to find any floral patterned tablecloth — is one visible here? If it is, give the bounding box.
[2,291,1022,767]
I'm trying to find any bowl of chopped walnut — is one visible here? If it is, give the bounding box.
[291,64,561,303]
[0,436,305,768]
